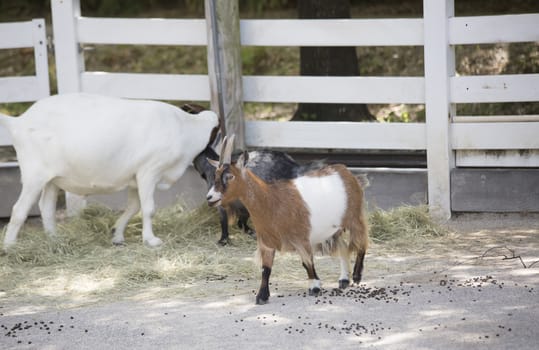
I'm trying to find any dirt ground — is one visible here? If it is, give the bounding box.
[370,212,539,278]
[1,213,538,349]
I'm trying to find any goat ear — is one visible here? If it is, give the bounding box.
[207,158,220,168]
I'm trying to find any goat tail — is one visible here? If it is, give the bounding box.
[355,173,370,188]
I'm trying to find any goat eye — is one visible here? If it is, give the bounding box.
[225,173,235,182]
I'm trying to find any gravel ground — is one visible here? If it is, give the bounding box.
[0,213,538,349]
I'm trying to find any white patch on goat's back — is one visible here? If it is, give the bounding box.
[293,173,347,245]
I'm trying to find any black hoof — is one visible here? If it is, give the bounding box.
[339,279,350,289]
[246,229,256,239]
[112,241,125,247]
[218,238,230,246]
[353,274,362,284]
[309,287,321,296]
[256,296,269,305]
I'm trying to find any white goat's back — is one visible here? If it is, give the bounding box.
[9,93,217,194]
[293,172,347,245]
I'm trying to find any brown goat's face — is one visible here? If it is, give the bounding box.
[206,164,237,207]
[206,134,240,207]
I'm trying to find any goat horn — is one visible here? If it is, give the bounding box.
[222,134,235,165]
[218,135,228,166]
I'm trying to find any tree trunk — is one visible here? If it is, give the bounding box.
[293,0,375,122]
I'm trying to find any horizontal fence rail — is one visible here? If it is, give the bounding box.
[81,72,210,100]
[451,74,539,103]
[245,121,426,150]
[455,150,539,167]
[0,21,36,48]
[242,76,425,104]
[240,18,424,46]
[77,18,207,46]
[453,115,539,123]
[449,13,539,44]
[452,123,539,150]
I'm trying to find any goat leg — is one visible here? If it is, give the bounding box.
[237,216,256,238]
[3,179,45,249]
[217,206,230,245]
[353,249,366,284]
[256,248,275,305]
[39,182,59,236]
[302,258,321,296]
[112,187,140,245]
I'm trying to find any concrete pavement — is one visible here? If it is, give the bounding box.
[1,264,537,349]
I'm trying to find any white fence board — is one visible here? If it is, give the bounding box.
[0,76,45,103]
[452,122,539,150]
[242,76,424,103]
[450,14,539,45]
[423,0,455,219]
[451,74,539,103]
[77,18,207,46]
[240,19,423,46]
[81,72,210,100]
[0,125,13,147]
[245,121,426,150]
[454,115,539,123]
[0,21,34,49]
[456,150,539,167]
[52,0,84,93]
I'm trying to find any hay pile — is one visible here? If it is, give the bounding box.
[0,204,447,307]
[369,205,448,243]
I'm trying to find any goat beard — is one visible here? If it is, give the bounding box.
[207,199,221,207]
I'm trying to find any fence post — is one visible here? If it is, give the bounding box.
[51,0,87,215]
[204,0,245,148]
[423,0,455,220]
[31,19,50,98]
[51,0,84,93]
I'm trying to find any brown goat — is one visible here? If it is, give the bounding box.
[207,135,369,304]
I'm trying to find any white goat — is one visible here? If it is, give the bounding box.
[0,93,219,249]
[207,135,369,304]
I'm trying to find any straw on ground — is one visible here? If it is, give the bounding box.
[0,204,447,308]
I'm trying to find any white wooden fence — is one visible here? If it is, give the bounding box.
[2,0,538,218]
